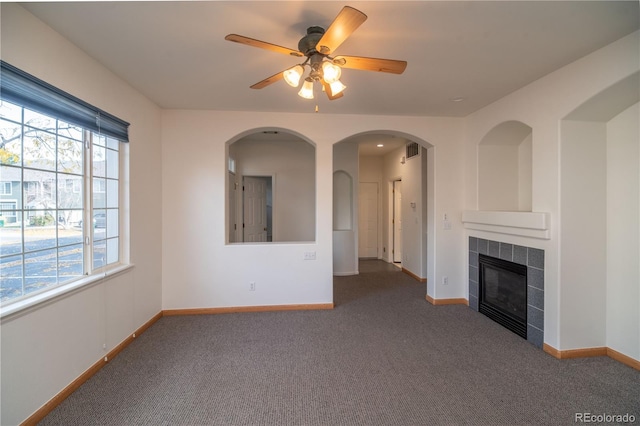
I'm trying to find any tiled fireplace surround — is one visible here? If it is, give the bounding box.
[468,237,545,348]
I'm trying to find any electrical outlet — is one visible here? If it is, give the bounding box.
[443,276,448,286]
[249,281,256,291]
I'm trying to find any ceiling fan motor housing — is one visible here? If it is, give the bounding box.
[298,26,326,56]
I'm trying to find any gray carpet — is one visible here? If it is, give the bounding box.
[40,260,640,425]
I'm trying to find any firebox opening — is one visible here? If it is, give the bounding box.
[479,254,527,339]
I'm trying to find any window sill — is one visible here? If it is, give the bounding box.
[0,263,134,320]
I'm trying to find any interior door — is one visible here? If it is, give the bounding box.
[393,180,402,263]
[358,182,378,258]
[243,176,267,242]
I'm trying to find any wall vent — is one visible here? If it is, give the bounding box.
[406,142,420,159]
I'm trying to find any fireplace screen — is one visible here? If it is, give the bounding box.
[479,254,527,338]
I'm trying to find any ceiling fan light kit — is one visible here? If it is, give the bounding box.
[298,78,315,99]
[328,80,347,96]
[321,61,341,84]
[225,5,407,103]
[283,65,304,87]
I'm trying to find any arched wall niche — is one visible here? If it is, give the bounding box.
[478,120,533,211]
[225,127,316,244]
[333,170,353,231]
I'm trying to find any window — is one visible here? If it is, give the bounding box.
[0,61,129,306]
[91,134,120,269]
[0,201,17,219]
[0,181,11,195]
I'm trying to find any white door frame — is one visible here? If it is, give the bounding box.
[228,171,238,242]
[392,179,402,263]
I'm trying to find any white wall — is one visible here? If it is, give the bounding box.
[478,121,532,211]
[382,146,426,277]
[431,140,465,299]
[161,112,465,311]
[606,102,639,360]
[479,145,520,210]
[333,141,359,275]
[333,171,352,231]
[229,137,315,242]
[518,134,533,211]
[560,120,608,348]
[559,102,640,359]
[0,4,162,425]
[464,30,639,353]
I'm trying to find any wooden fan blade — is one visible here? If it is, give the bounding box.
[333,55,407,74]
[321,81,344,101]
[225,34,304,57]
[250,70,285,89]
[316,6,367,55]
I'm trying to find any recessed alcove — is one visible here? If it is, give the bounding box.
[560,71,639,355]
[333,170,353,231]
[478,121,532,212]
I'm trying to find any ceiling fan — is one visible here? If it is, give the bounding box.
[225,5,407,101]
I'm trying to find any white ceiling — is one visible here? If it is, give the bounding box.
[19,1,639,119]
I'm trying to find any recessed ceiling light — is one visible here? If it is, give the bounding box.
[450,97,466,102]
[377,144,384,147]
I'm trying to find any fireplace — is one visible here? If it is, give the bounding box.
[468,237,544,348]
[479,254,527,338]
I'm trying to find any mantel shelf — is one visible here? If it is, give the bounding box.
[462,211,550,239]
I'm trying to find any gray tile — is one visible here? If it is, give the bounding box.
[513,245,527,265]
[528,267,544,291]
[499,243,513,261]
[488,240,500,257]
[478,239,489,255]
[527,305,544,330]
[469,237,478,252]
[528,286,544,310]
[469,265,478,283]
[528,248,545,269]
[469,279,478,298]
[527,325,544,348]
[469,251,478,268]
[469,295,479,311]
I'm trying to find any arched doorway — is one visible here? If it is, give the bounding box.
[332,131,435,287]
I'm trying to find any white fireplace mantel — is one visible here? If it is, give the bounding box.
[462,211,550,239]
